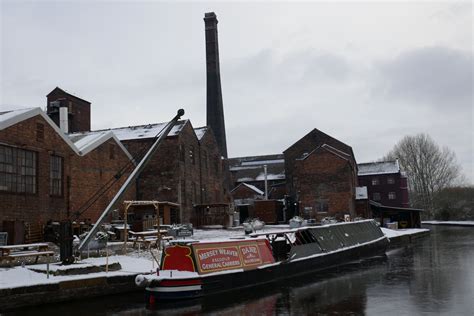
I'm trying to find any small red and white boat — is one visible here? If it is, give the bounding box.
[135,220,388,305]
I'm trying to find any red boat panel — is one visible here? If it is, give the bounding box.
[161,245,196,272]
[192,239,275,274]
[159,279,202,286]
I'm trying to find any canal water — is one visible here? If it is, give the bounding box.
[8,226,474,315]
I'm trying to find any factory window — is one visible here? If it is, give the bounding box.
[371,178,380,186]
[179,144,185,162]
[50,155,63,196]
[181,180,186,203]
[189,146,195,165]
[373,192,381,201]
[387,177,395,184]
[214,156,219,174]
[203,150,208,169]
[192,182,197,203]
[316,200,329,213]
[0,145,37,194]
[388,192,396,200]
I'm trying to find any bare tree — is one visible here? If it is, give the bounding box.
[383,133,461,217]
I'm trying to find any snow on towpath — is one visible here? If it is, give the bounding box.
[0,255,155,290]
[0,224,429,290]
[422,220,474,226]
[380,227,429,238]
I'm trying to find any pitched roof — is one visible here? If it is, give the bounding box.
[47,87,91,104]
[73,120,188,142]
[231,183,264,195]
[284,128,356,162]
[194,126,208,140]
[358,160,400,176]
[0,107,133,160]
[229,154,285,182]
[297,143,351,162]
[68,131,133,159]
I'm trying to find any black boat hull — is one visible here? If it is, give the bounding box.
[146,236,388,303]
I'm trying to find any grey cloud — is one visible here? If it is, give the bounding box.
[224,48,352,94]
[376,46,473,108]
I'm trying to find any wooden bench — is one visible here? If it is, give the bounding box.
[129,230,173,249]
[0,243,54,265]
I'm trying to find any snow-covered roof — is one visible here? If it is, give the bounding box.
[68,131,133,160]
[358,160,400,176]
[47,86,91,104]
[241,159,284,166]
[194,127,207,140]
[356,186,368,200]
[0,108,36,127]
[0,107,133,161]
[242,183,264,195]
[229,154,286,183]
[82,120,188,142]
[297,143,351,161]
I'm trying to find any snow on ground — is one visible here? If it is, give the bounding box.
[380,227,429,238]
[0,255,155,290]
[0,224,430,290]
[422,220,474,226]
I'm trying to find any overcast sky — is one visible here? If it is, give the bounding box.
[1,0,472,183]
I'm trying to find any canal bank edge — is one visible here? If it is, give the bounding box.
[387,230,430,247]
[0,230,430,312]
[0,274,140,312]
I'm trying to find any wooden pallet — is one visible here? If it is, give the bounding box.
[24,222,44,244]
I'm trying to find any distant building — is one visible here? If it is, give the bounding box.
[357,160,422,228]
[357,160,409,208]
[228,154,286,223]
[230,183,264,223]
[228,154,285,198]
[284,129,358,220]
[46,87,91,133]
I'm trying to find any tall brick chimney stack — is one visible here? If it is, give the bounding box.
[204,12,228,158]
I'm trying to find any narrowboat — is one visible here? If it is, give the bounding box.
[135,220,388,304]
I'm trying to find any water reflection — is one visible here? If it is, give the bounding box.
[7,226,474,315]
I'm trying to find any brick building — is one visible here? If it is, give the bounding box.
[228,154,285,199]
[357,160,409,208]
[46,87,91,133]
[71,120,231,226]
[230,182,264,223]
[0,107,134,243]
[357,161,421,228]
[284,129,358,220]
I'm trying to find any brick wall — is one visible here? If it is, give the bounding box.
[122,122,230,225]
[0,114,135,234]
[0,116,72,229]
[47,88,91,133]
[358,173,409,208]
[69,139,135,222]
[284,128,355,198]
[293,148,356,220]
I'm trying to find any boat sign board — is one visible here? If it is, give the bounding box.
[192,239,274,274]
